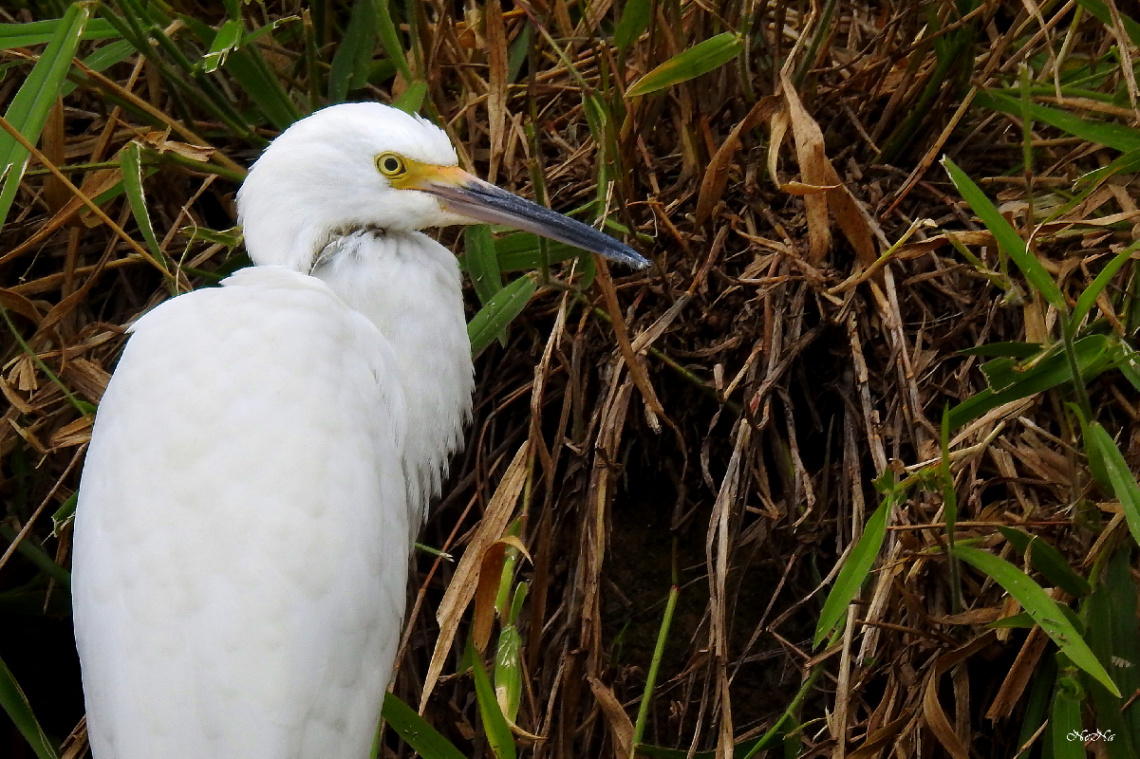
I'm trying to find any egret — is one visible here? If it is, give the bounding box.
[72,102,648,759]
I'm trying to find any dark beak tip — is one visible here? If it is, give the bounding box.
[611,246,652,270]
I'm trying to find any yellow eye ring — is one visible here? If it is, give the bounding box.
[376,153,406,177]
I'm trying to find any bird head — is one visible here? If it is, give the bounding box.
[237,102,649,272]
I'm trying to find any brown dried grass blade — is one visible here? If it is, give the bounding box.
[922,668,969,759]
[484,1,508,184]
[595,259,664,430]
[588,676,634,758]
[776,72,877,266]
[42,98,68,213]
[695,97,777,225]
[421,441,530,709]
[472,535,530,652]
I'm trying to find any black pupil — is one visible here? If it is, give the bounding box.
[384,158,400,172]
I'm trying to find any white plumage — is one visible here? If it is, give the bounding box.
[72,102,646,759]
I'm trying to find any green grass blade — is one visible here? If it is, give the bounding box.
[976,90,1140,153]
[120,141,168,272]
[373,0,410,81]
[614,0,651,50]
[506,23,531,84]
[328,0,376,103]
[997,527,1091,597]
[1014,654,1055,758]
[1051,671,1086,759]
[958,341,1042,359]
[200,17,242,73]
[953,545,1119,696]
[939,407,962,612]
[471,641,517,759]
[942,156,1065,309]
[0,654,58,759]
[0,524,70,586]
[1074,0,1140,48]
[60,39,135,98]
[1082,422,1140,548]
[51,493,78,536]
[813,496,891,648]
[380,692,465,759]
[0,17,117,49]
[947,336,1110,428]
[1083,550,1140,758]
[478,232,581,272]
[0,2,92,231]
[632,583,679,750]
[466,226,504,307]
[626,32,743,97]
[392,80,428,114]
[493,624,523,722]
[467,276,536,358]
[225,45,304,129]
[1072,244,1138,328]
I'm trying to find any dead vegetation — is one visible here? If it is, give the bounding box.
[2,1,1140,758]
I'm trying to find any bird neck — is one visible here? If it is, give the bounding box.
[310,230,474,523]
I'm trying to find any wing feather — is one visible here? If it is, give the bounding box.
[73,268,409,759]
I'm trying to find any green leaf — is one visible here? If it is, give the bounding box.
[958,341,1043,359]
[381,692,465,759]
[200,18,242,73]
[1072,244,1138,328]
[374,0,411,81]
[1073,0,1140,48]
[0,524,70,587]
[626,32,743,97]
[51,492,77,536]
[466,226,504,307]
[976,90,1140,153]
[0,2,92,231]
[979,356,1021,392]
[392,80,428,114]
[813,496,892,648]
[1078,147,1140,190]
[0,17,117,49]
[942,156,1066,309]
[120,141,166,269]
[467,276,536,358]
[328,0,376,103]
[1082,422,1140,548]
[0,654,57,759]
[226,46,303,129]
[491,232,583,272]
[633,583,679,751]
[60,39,136,98]
[614,0,651,50]
[947,336,1111,428]
[1051,669,1087,759]
[997,527,1091,597]
[506,23,531,84]
[1014,654,1056,759]
[1083,550,1140,758]
[471,641,516,759]
[939,407,962,612]
[988,611,1035,629]
[493,625,523,723]
[953,545,1119,696]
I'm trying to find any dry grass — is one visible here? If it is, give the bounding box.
[2,1,1140,758]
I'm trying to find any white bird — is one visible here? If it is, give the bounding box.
[71,102,647,759]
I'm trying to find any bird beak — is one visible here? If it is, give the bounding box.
[415,166,650,269]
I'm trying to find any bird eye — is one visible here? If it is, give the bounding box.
[376,153,406,177]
